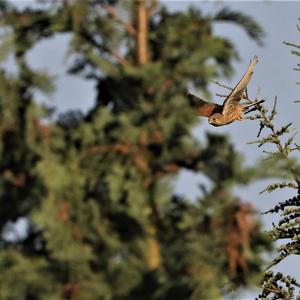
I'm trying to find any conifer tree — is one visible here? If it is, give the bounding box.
[0,1,270,299]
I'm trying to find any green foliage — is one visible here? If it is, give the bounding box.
[0,1,270,299]
[259,271,300,300]
[0,250,59,300]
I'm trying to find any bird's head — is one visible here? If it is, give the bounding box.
[208,113,223,126]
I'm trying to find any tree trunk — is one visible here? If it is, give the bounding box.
[136,0,148,65]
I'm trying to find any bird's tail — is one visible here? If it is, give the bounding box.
[187,93,204,107]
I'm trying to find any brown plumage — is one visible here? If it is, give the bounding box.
[188,56,261,126]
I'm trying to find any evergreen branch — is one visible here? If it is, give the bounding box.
[259,182,298,194]
[291,49,300,57]
[282,207,300,215]
[262,150,277,156]
[247,96,291,154]
[79,143,131,162]
[148,0,158,17]
[258,271,300,299]
[103,4,136,36]
[285,133,297,151]
[0,33,13,63]
[276,227,300,239]
[275,122,293,137]
[151,152,203,181]
[257,121,265,138]
[211,80,233,91]
[278,213,300,226]
[110,51,130,66]
[263,195,300,214]
[270,96,277,120]
[79,30,130,67]
[283,41,300,49]
[216,93,227,98]
[248,134,280,148]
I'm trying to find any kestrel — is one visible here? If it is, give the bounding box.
[188,56,262,126]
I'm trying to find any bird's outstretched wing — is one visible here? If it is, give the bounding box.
[188,93,222,117]
[222,55,258,115]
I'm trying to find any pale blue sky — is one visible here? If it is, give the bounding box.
[4,1,300,298]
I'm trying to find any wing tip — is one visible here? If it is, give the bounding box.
[251,55,259,66]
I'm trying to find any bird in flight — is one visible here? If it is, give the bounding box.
[188,56,263,126]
